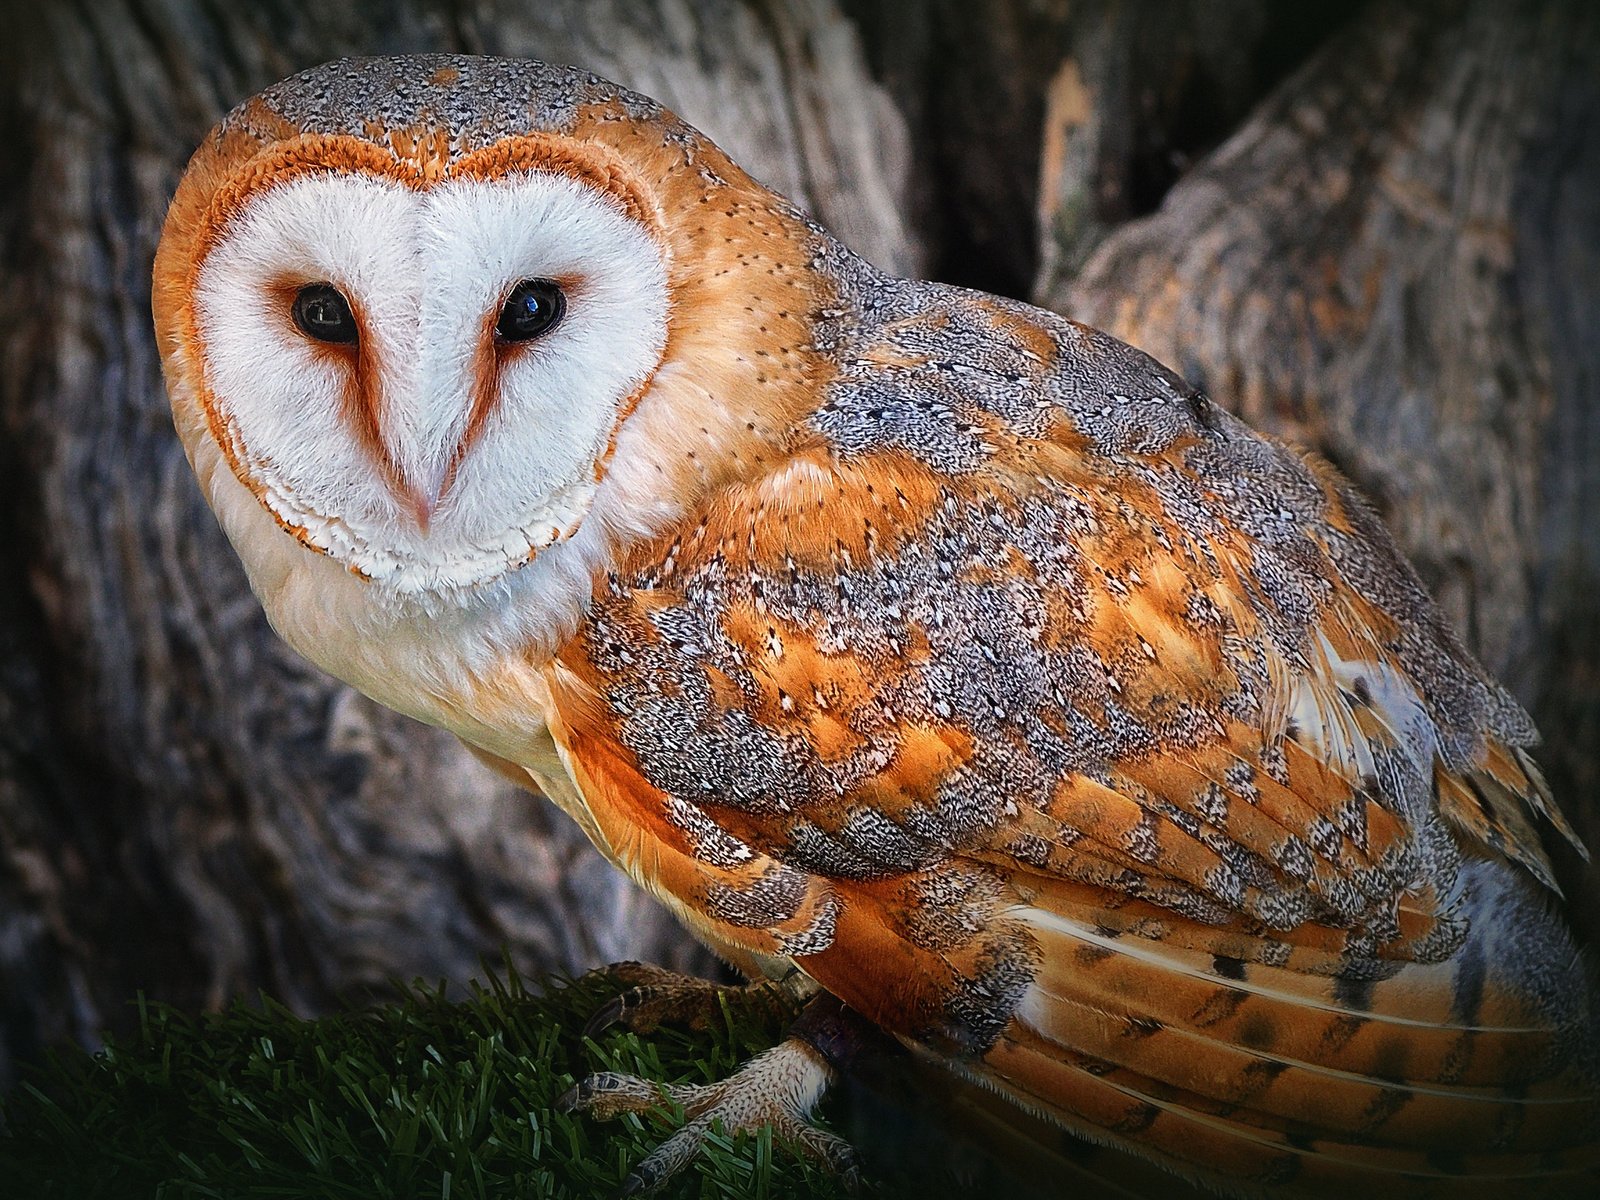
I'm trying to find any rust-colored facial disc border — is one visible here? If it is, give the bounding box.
[170,129,666,579]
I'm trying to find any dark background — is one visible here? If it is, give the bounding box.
[1,0,1596,1091]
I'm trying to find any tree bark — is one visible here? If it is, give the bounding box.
[843,0,1356,299]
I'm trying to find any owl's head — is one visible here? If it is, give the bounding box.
[154,56,828,623]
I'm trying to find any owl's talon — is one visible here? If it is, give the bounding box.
[580,990,635,1039]
[582,983,699,1038]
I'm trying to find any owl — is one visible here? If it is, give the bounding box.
[153,55,1597,1196]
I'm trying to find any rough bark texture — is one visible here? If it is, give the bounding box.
[842,0,1354,299]
[1,0,1595,1101]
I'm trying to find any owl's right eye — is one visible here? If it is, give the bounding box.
[291,284,358,344]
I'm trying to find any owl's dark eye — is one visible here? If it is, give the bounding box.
[496,278,566,342]
[291,284,358,344]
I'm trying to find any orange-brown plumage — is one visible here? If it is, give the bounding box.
[540,271,1599,1190]
[156,55,1598,1196]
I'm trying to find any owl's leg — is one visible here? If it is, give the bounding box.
[576,959,815,1038]
[560,991,867,1195]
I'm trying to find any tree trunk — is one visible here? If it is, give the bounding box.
[2,0,1595,1097]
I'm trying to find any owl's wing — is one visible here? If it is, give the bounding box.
[546,298,1595,1189]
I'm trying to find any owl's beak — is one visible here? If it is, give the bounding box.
[383,371,474,536]
[404,462,450,534]
[408,488,437,534]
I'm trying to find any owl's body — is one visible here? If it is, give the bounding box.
[155,56,1597,1195]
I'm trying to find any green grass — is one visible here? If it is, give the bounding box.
[0,968,860,1200]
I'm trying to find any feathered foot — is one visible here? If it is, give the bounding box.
[576,960,813,1039]
[559,1034,858,1195]
[563,977,867,1195]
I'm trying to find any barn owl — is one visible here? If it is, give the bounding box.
[153,55,1597,1196]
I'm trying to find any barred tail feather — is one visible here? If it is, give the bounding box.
[954,860,1600,1196]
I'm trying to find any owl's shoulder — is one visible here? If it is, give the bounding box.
[560,271,1573,897]
[812,268,1215,465]
[804,270,1538,754]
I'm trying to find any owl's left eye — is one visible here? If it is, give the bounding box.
[496,278,566,342]
[291,284,358,344]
